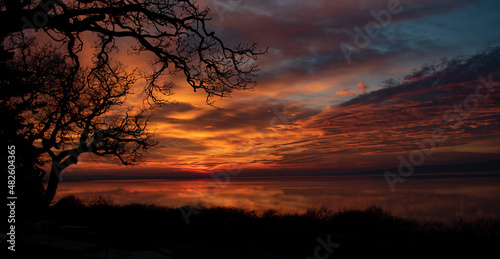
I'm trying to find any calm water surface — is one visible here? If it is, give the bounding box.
[54,174,500,222]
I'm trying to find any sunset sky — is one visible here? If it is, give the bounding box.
[64,0,500,180]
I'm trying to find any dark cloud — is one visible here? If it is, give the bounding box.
[340,47,500,108]
[155,137,209,151]
[209,0,485,87]
[306,47,500,151]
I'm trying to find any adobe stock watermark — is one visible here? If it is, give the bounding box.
[179,106,291,224]
[210,0,244,22]
[340,0,407,63]
[7,145,17,252]
[5,0,61,49]
[306,234,341,259]
[384,74,499,192]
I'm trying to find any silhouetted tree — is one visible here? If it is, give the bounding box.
[2,39,155,213]
[1,0,265,213]
[2,0,263,104]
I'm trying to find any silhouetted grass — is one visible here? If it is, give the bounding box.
[16,195,500,259]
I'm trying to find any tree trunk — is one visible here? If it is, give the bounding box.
[44,161,64,207]
[17,166,45,220]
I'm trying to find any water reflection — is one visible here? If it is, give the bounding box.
[54,175,500,222]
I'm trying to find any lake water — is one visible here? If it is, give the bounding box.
[54,174,500,222]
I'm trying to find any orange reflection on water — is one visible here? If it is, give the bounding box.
[54,176,500,222]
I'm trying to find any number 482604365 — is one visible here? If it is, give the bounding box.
[7,145,16,196]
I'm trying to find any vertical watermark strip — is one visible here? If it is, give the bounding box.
[7,145,17,252]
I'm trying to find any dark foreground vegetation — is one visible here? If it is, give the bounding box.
[10,195,500,259]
